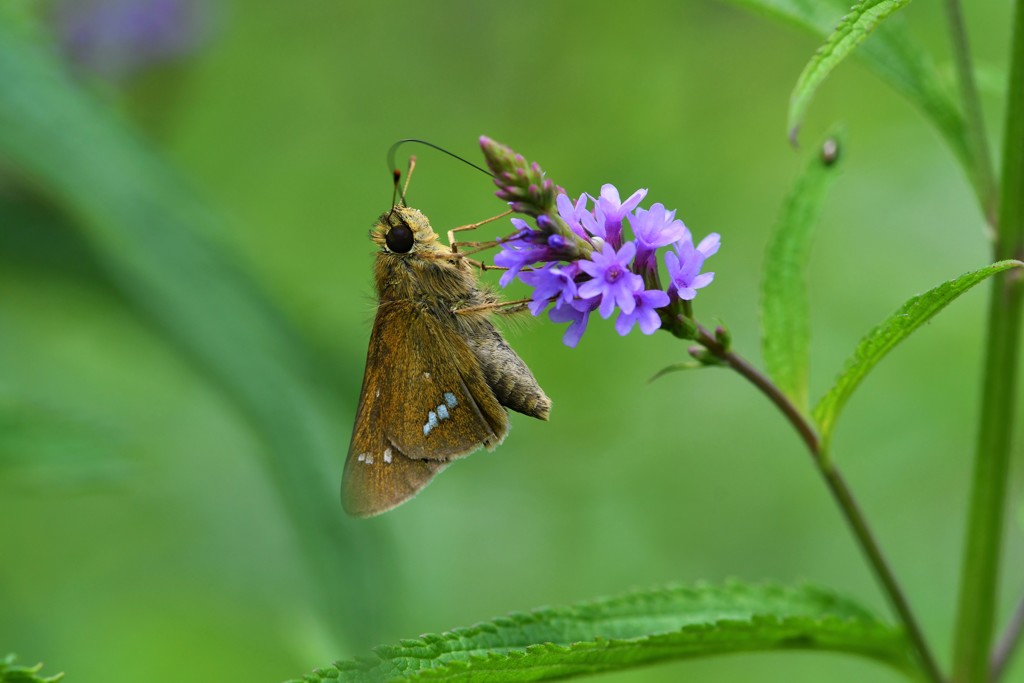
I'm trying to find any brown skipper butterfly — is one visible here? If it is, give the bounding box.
[342,161,551,517]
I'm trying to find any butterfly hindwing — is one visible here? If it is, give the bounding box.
[342,300,509,516]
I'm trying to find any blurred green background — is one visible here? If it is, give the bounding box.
[0,1,1020,681]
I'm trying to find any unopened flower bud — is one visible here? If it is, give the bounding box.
[715,324,732,350]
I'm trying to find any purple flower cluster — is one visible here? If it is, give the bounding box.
[494,184,720,347]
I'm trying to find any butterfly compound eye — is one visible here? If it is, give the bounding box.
[385,223,414,253]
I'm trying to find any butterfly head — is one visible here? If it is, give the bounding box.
[372,206,440,255]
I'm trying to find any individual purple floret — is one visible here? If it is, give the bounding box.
[579,205,608,244]
[594,184,647,249]
[556,192,614,246]
[665,232,721,300]
[577,241,644,318]
[615,288,671,336]
[629,203,688,273]
[549,297,598,348]
[494,218,576,287]
[494,220,547,286]
[556,193,593,241]
[696,232,721,258]
[518,262,580,315]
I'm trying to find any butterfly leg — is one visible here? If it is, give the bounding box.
[459,256,506,272]
[458,257,540,279]
[448,209,512,252]
[449,240,500,258]
[454,298,532,316]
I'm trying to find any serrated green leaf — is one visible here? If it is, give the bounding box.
[297,582,913,682]
[0,654,64,683]
[761,132,844,411]
[813,260,1024,449]
[725,0,971,198]
[787,0,913,141]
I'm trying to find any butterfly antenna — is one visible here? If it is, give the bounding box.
[390,168,402,210]
[386,138,494,187]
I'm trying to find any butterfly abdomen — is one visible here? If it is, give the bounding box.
[467,323,551,421]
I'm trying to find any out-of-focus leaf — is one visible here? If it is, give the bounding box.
[787,0,912,142]
[962,62,1008,99]
[761,132,844,411]
[725,0,971,195]
[0,390,130,487]
[0,654,63,683]
[813,260,1023,451]
[294,582,913,682]
[0,9,383,648]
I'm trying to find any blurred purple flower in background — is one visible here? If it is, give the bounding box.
[53,0,212,80]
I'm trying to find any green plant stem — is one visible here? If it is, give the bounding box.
[944,0,999,226]
[991,593,1024,681]
[951,0,1024,680]
[691,324,944,683]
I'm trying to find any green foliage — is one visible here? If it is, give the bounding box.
[813,260,1024,452]
[0,655,63,683]
[726,0,970,189]
[0,391,128,486]
[787,0,912,141]
[1,1,1015,682]
[0,7,380,648]
[760,133,844,411]
[300,583,913,682]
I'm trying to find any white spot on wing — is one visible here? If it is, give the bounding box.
[364,453,374,464]
[424,372,431,379]
[444,392,458,408]
[423,410,439,436]
[383,447,393,464]
[437,404,449,420]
